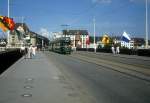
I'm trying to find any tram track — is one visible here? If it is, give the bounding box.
[76,51,150,69]
[70,53,150,82]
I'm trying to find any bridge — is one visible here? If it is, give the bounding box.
[0,50,150,103]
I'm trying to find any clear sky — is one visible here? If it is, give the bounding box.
[0,0,150,39]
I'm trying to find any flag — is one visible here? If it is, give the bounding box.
[102,34,110,44]
[0,16,8,32]
[86,35,90,45]
[0,16,15,32]
[0,22,8,32]
[122,32,131,42]
[3,16,15,30]
[0,16,4,20]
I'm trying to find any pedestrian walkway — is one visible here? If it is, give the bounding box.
[0,52,82,103]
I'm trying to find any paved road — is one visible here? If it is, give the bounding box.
[45,51,150,103]
[74,51,150,69]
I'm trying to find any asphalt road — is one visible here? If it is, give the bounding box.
[74,51,150,70]
[45,51,150,103]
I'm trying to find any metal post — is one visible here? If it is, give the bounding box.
[8,0,10,17]
[145,0,149,49]
[7,0,10,47]
[93,17,96,52]
[81,35,83,48]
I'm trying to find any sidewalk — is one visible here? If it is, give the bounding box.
[0,52,82,103]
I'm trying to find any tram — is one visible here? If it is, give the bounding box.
[49,37,71,54]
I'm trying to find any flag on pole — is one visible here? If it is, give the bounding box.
[122,32,131,42]
[102,34,110,44]
[3,16,15,30]
[86,35,90,45]
[0,16,15,32]
[0,22,8,32]
[0,16,8,32]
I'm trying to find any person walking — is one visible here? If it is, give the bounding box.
[111,45,115,54]
[32,46,37,57]
[24,46,28,59]
[116,46,120,54]
[20,45,25,55]
[28,45,33,59]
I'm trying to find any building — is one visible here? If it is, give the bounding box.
[120,40,134,49]
[9,23,30,47]
[9,23,49,48]
[62,30,89,48]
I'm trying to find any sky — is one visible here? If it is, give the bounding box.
[0,0,150,39]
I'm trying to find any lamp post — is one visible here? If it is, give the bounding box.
[93,17,96,52]
[145,0,149,49]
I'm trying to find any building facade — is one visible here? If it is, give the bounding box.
[114,38,134,49]
[9,23,30,48]
[62,30,89,48]
[9,23,49,48]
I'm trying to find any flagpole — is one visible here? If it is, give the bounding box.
[7,0,10,47]
[8,0,10,17]
[145,0,148,49]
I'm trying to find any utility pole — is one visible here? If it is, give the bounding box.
[93,17,96,52]
[145,0,149,49]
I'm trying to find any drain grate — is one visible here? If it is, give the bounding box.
[24,85,33,89]
[25,78,34,83]
[21,93,32,97]
[26,78,34,81]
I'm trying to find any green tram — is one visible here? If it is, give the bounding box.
[49,37,72,54]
